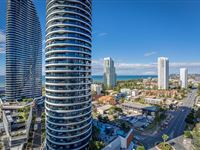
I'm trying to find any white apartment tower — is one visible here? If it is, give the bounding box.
[180,68,188,89]
[104,57,116,88]
[158,57,169,90]
[45,0,92,149]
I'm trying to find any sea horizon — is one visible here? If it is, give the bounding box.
[0,75,157,88]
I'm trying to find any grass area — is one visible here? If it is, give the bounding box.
[18,106,31,122]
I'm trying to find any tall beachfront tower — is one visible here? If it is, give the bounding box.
[104,57,117,88]
[180,68,188,89]
[158,57,169,90]
[6,0,42,101]
[45,0,92,149]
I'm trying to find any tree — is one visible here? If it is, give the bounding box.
[184,131,192,138]
[185,111,195,124]
[89,141,104,150]
[92,126,100,141]
[136,146,145,150]
[162,134,169,144]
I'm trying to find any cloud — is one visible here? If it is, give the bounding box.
[144,51,157,57]
[0,30,6,44]
[92,59,200,75]
[0,47,5,54]
[116,63,156,70]
[143,71,157,75]
[0,30,6,54]
[97,32,108,37]
[169,62,200,68]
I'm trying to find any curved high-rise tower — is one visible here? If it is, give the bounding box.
[45,0,92,149]
[6,0,42,101]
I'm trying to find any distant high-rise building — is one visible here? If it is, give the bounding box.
[104,57,117,88]
[45,0,92,149]
[158,57,169,90]
[180,68,188,88]
[6,0,42,101]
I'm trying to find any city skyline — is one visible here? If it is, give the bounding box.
[1,0,200,75]
[0,1,200,150]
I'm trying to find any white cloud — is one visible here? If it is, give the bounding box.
[144,51,157,57]
[0,46,5,54]
[0,30,6,43]
[116,63,156,69]
[169,62,200,68]
[97,32,108,37]
[143,71,157,75]
[92,59,200,75]
[0,30,6,54]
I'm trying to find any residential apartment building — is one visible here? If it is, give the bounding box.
[91,84,103,95]
[6,0,42,101]
[158,57,169,90]
[104,57,117,88]
[45,0,92,149]
[180,68,188,88]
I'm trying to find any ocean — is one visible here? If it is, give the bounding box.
[0,75,157,88]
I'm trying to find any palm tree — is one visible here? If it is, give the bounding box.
[162,134,169,144]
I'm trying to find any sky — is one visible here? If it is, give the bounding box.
[0,0,200,75]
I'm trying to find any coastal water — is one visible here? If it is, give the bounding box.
[0,75,157,88]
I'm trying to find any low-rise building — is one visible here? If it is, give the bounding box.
[92,84,103,95]
[121,102,159,116]
[97,105,112,115]
[131,89,139,97]
[102,129,134,150]
[98,96,116,105]
[120,88,132,96]
[120,89,139,97]
[0,99,33,149]
[144,98,164,105]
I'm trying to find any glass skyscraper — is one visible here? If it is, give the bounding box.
[45,0,92,149]
[6,0,42,101]
[104,57,117,88]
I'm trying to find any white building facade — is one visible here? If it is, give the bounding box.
[91,84,102,95]
[158,57,169,90]
[104,57,117,88]
[45,0,92,149]
[180,68,188,88]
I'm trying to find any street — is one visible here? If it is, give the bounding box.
[139,90,197,150]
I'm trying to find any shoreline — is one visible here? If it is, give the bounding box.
[0,75,158,88]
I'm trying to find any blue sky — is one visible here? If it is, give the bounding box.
[1,0,200,75]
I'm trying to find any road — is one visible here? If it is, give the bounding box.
[32,107,42,149]
[140,90,197,150]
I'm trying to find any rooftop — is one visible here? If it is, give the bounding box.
[122,102,159,112]
[97,105,112,111]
